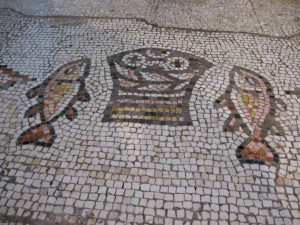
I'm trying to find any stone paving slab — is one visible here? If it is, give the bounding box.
[0,2,299,225]
[251,0,300,37]
[0,0,299,37]
[153,0,261,33]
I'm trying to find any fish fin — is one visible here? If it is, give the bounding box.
[16,123,56,147]
[77,88,90,102]
[26,84,44,99]
[65,107,78,121]
[223,114,237,132]
[24,103,43,118]
[265,117,285,136]
[236,138,279,166]
[224,113,249,134]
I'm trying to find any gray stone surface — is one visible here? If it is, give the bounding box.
[0,0,299,37]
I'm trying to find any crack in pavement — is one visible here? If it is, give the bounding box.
[150,0,162,23]
[248,0,264,34]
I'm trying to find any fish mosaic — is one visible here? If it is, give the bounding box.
[0,65,34,91]
[102,48,213,125]
[17,59,91,147]
[215,66,286,165]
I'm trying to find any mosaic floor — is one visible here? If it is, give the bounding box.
[0,5,299,225]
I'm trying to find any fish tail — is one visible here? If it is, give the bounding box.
[17,123,56,147]
[236,138,279,165]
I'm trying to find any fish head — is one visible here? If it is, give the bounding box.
[233,68,265,92]
[56,59,90,81]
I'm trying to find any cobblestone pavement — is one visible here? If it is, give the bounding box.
[0,1,300,225]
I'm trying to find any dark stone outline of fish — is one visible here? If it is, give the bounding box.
[16,59,91,147]
[0,65,36,90]
[215,66,287,166]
